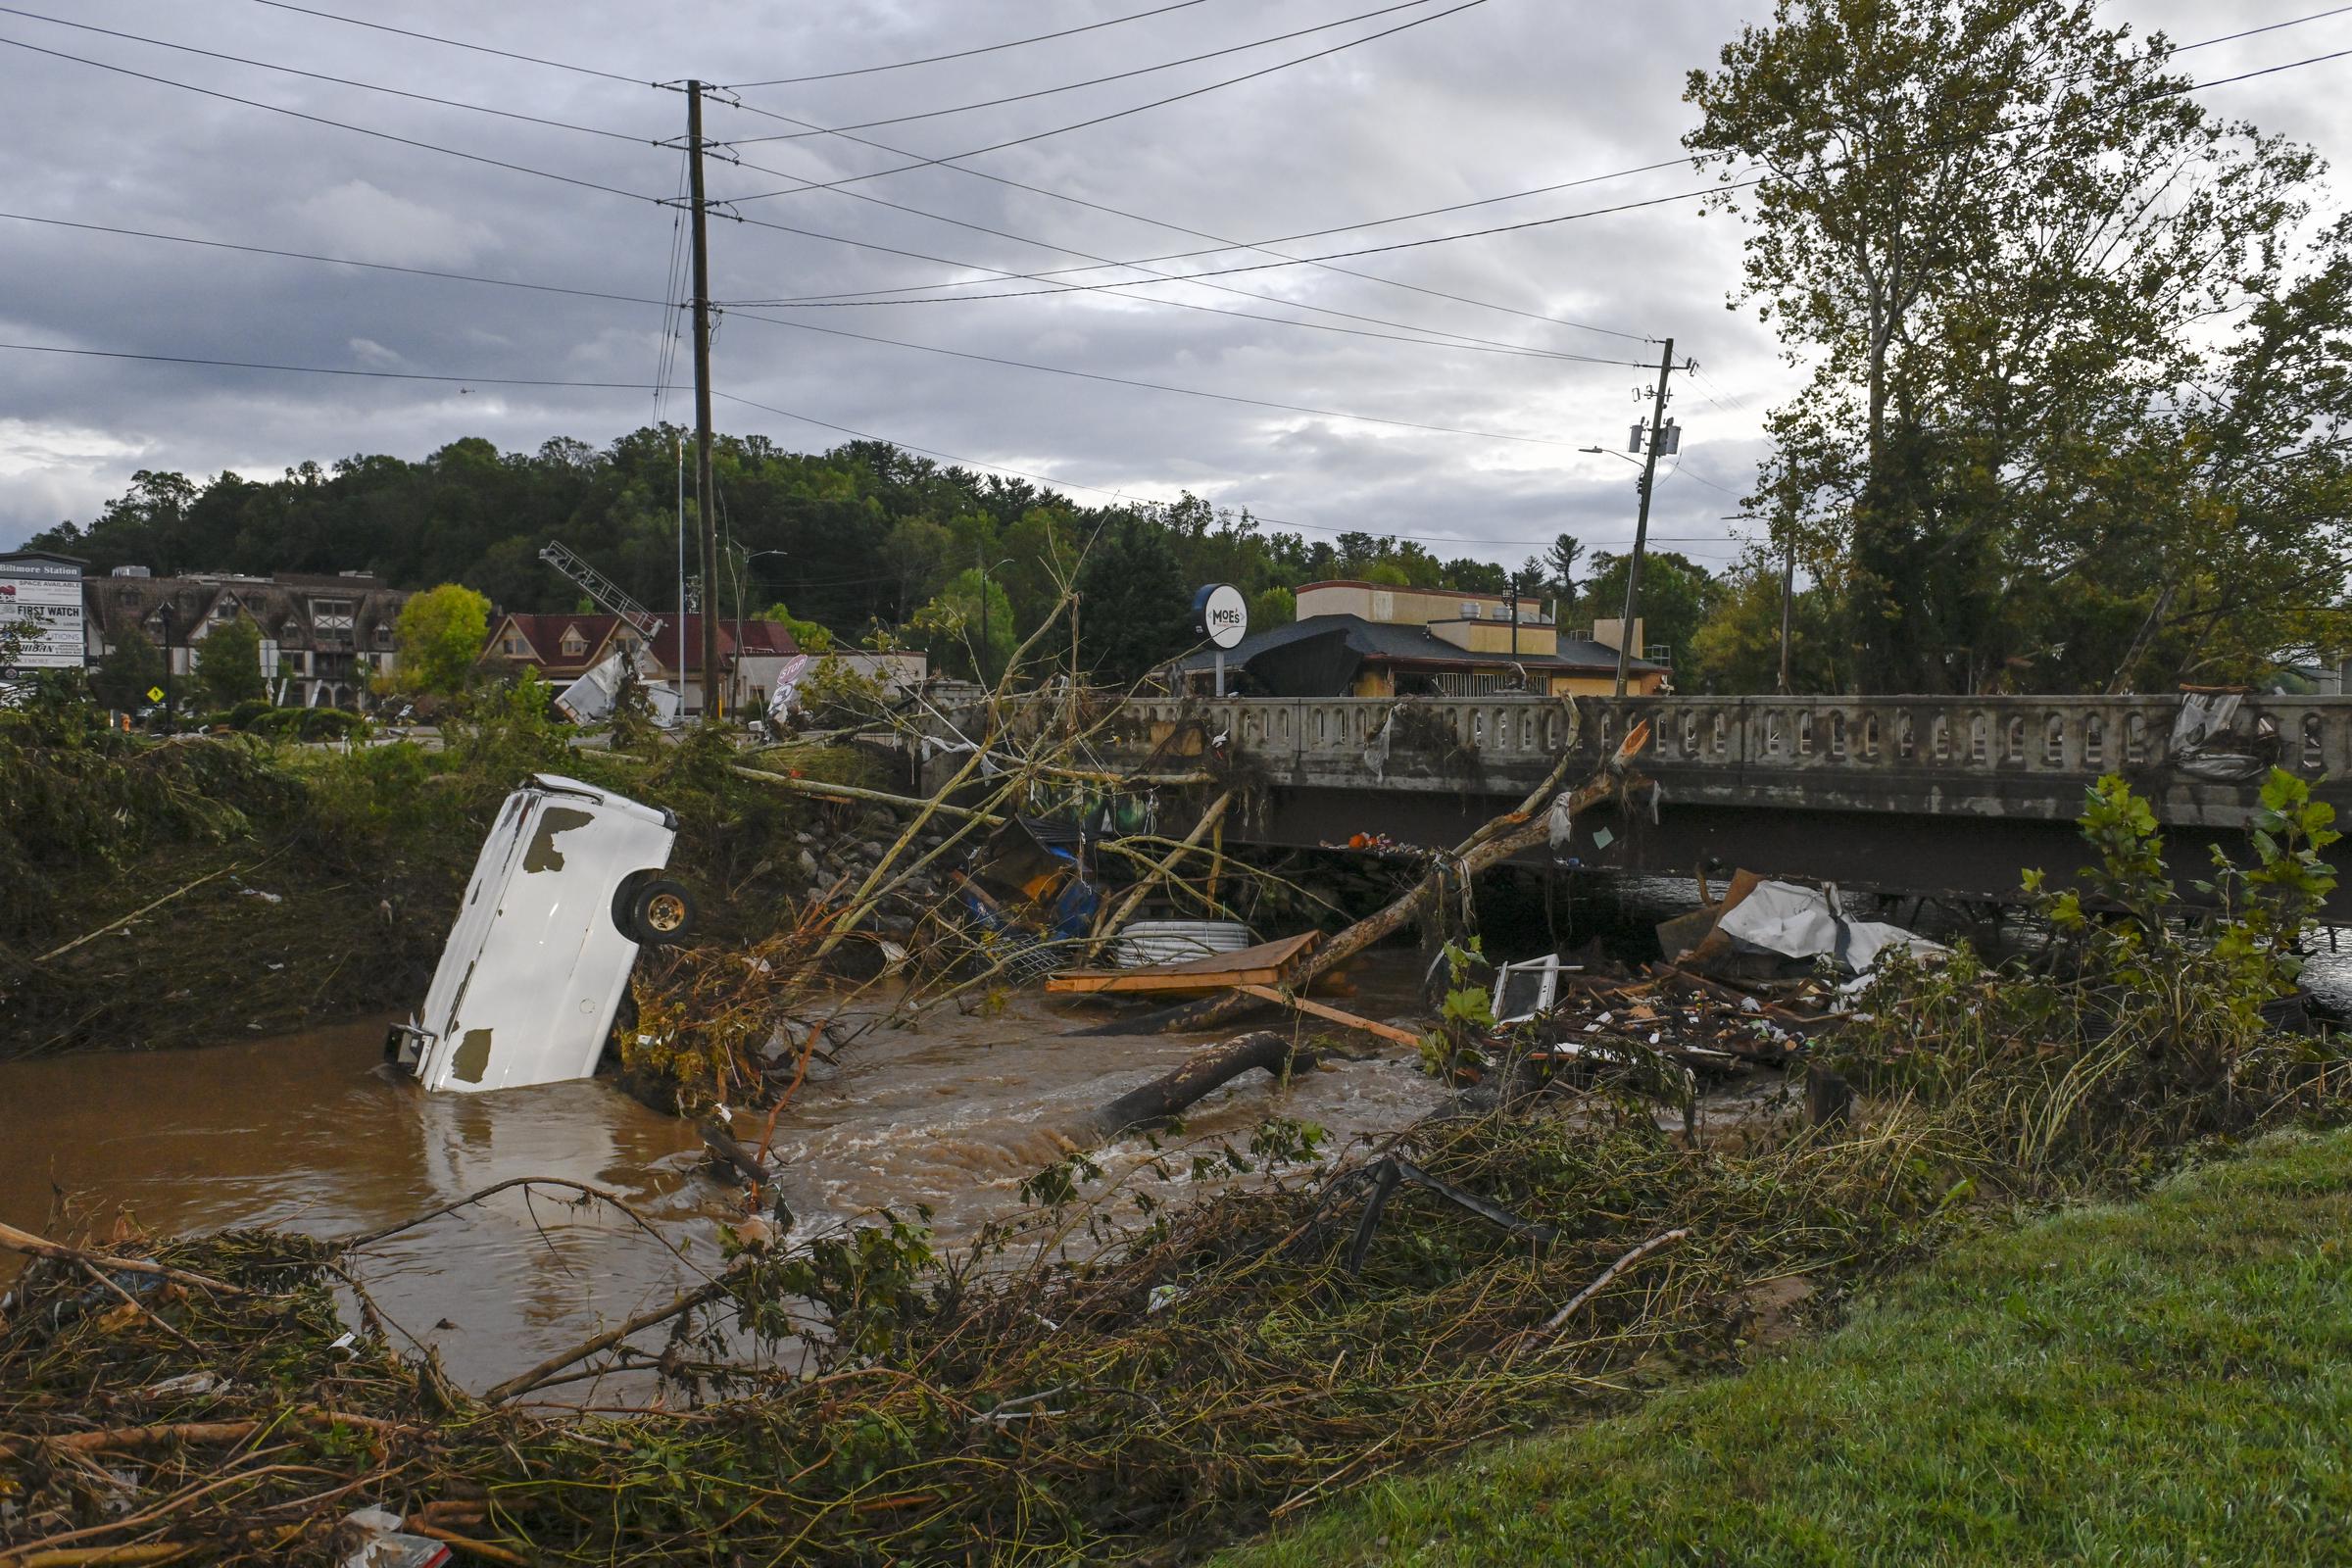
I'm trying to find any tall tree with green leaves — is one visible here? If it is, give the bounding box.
[394,583,492,695]
[1577,551,1718,666]
[909,569,1015,682]
[1689,0,2352,692]
[1077,515,1192,685]
[89,626,167,711]
[196,613,266,706]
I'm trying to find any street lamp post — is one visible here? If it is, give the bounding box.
[734,547,789,714]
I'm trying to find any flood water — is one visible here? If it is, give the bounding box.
[0,978,1446,1398]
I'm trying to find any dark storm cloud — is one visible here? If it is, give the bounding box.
[1,0,2343,574]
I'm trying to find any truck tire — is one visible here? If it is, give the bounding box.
[614,874,698,948]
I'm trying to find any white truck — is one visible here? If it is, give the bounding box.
[388,774,696,1093]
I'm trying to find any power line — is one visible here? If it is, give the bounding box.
[713,131,1649,354]
[0,5,662,144]
[0,211,677,309]
[0,341,659,389]
[715,6,2352,331]
[244,0,652,86]
[0,32,658,203]
[712,305,1643,441]
[719,210,1626,361]
[729,0,1457,144]
[727,0,1216,88]
[720,0,1492,204]
[723,41,2352,311]
[712,389,1752,553]
[0,205,1616,370]
[0,10,1650,360]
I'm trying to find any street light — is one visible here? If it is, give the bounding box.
[1580,444,1653,695]
[732,547,790,707]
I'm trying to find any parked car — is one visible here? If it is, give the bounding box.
[388,774,695,1093]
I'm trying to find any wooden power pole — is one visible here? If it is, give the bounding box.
[687,79,720,719]
[1613,336,1676,698]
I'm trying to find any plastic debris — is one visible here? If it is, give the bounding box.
[336,1506,453,1568]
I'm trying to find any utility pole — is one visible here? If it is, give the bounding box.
[687,79,719,720]
[1613,336,1676,699]
[1777,528,1795,695]
[1505,583,1519,660]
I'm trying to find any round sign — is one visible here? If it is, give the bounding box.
[1193,583,1250,650]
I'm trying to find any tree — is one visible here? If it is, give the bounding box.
[1688,0,2352,692]
[196,613,266,706]
[394,582,492,695]
[1542,533,1583,602]
[760,603,833,652]
[909,569,1014,682]
[1077,516,1191,684]
[1576,551,1718,665]
[90,625,166,710]
[1687,558,1843,694]
[1250,585,1297,633]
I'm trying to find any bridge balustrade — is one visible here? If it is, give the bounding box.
[985,693,2352,816]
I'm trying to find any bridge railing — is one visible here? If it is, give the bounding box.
[1092,693,2352,781]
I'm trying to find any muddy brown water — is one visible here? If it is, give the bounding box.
[0,979,1446,1398]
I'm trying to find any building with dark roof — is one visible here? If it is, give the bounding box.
[1172,579,1668,699]
[481,610,799,716]
[82,567,409,710]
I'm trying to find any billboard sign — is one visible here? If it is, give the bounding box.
[0,574,85,670]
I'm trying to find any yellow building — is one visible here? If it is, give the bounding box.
[1175,579,1669,698]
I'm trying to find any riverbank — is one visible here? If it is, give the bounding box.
[0,685,887,1056]
[1219,1123,2352,1566]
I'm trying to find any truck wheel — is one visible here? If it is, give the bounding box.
[615,875,698,947]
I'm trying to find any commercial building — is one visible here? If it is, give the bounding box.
[1,552,411,709]
[87,568,412,710]
[1172,579,1669,699]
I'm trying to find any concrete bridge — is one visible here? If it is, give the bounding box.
[1057,693,2352,916]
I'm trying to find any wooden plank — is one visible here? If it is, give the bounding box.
[1048,963,1293,997]
[1230,983,1425,1048]
[1045,932,1319,995]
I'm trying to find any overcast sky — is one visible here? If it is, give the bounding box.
[1,0,2346,577]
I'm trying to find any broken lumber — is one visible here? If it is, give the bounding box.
[1228,984,1423,1049]
[1077,707,1652,1040]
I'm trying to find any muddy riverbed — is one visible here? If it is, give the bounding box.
[0,976,1451,1396]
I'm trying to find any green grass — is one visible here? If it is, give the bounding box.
[1218,1129,2352,1567]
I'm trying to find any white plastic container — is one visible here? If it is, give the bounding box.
[1112,919,1253,968]
[390,774,692,1094]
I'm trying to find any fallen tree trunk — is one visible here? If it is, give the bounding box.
[1073,711,1650,1040]
[1080,1032,1318,1140]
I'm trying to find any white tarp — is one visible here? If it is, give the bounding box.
[1713,880,1947,976]
[555,653,682,727]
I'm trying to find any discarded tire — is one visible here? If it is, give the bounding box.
[615,874,698,948]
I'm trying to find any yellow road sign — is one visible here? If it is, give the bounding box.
[146,686,165,703]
